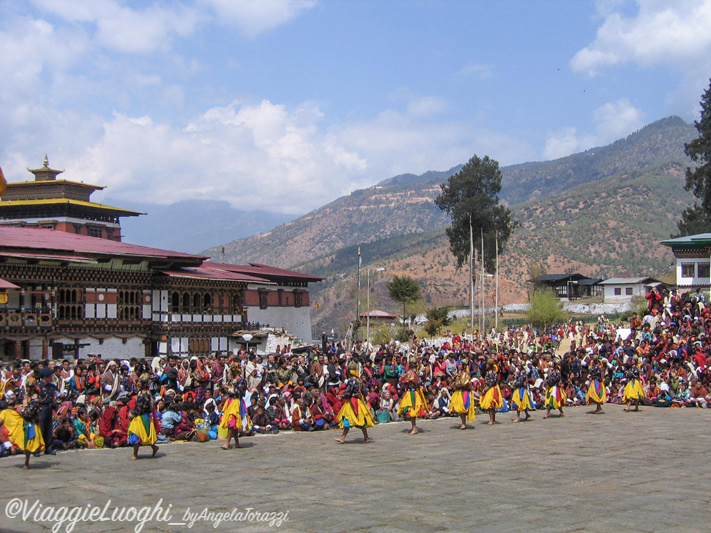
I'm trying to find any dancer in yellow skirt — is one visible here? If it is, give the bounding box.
[127,376,158,460]
[335,363,374,443]
[586,359,607,414]
[0,393,45,469]
[220,387,242,449]
[509,363,532,422]
[543,362,566,419]
[622,362,644,412]
[397,358,428,435]
[450,365,475,429]
[479,361,503,425]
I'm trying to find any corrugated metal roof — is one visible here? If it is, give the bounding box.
[528,273,588,283]
[0,278,20,289]
[600,277,657,285]
[0,226,204,262]
[661,233,711,246]
[160,264,270,283]
[204,261,323,282]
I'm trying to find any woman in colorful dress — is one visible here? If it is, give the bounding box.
[335,363,374,443]
[509,363,532,422]
[397,358,428,435]
[542,362,566,419]
[622,360,644,412]
[0,392,45,469]
[127,375,159,460]
[479,360,503,425]
[219,386,242,449]
[450,363,475,429]
[586,358,607,414]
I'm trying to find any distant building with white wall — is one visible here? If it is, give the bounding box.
[661,233,711,288]
[599,277,661,302]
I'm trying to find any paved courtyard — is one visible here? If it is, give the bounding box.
[1,406,710,533]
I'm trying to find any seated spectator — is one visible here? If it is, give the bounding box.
[160,403,182,439]
[671,381,691,407]
[73,409,97,448]
[377,390,395,423]
[173,405,196,440]
[252,405,277,433]
[266,397,290,431]
[689,381,708,408]
[0,417,17,457]
[53,417,77,450]
[308,400,326,431]
[291,399,312,431]
[655,384,672,407]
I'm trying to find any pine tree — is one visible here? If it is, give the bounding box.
[678,78,711,235]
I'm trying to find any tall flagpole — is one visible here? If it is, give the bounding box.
[356,247,362,342]
[481,229,485,336]
[470,215,474,341]
[495,231,499,331]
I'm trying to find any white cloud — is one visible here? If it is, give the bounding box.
[5,96,531,216]
[544,128,595,160]
[572,0,711,76]
[32,0,200,54]
[455,63,494,79]
[62,101,367,215]
[0,16,89,103]
[544,99,644,159]
[407,96,448,117]
[201,0,317,37]
[592,98,645,139]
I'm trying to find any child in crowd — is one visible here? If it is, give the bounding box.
[53,417,77,450]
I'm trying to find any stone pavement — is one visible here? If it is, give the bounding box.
[1,405,710,533]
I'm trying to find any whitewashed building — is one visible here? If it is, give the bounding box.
[599,277,661,302]
[661,233,711,288]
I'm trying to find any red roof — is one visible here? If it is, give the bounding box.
[0,278,20,289]
[0,226,204,263]
[205,261,323,282]
[160,264,270,283]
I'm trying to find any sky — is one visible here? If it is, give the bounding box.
[2,0,711,216]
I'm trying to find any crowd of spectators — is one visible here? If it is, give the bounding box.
[1,285,710,457]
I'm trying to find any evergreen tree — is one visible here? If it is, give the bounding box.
[435,155,515,273]
[678,78,711,235]
[387,275,421,327]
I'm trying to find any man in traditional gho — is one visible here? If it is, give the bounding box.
[586,358,607,414]
[450,361,475,429]
[622,359,644,412]
[127,375,159,460]
[100,360,121,402]
[509,362,532,423]
[479,360,503,425]
[397,358,428,435]
[335,362,374,443]
[542,361,566,419]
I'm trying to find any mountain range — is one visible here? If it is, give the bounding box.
[196,116,696,335]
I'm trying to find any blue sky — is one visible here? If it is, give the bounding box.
[1,0,711,215]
